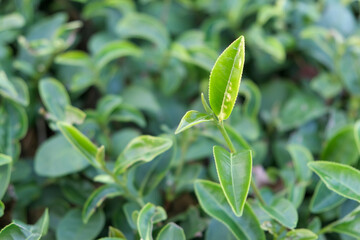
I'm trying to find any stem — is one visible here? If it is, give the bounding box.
[216,120,266,205]
[251,179,266,205]
[102,166,144,206]
[216,121,236,153]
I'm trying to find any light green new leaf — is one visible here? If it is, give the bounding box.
[115,135,172,174]
[94,40,141,71]
[56,209,105,240]
[209,36,245,121]
[194,180,265,240]
[287,144,313,182]
[330,206,360,238]
[213,146,252,216]
[0,71,29,106]
[0,154,12,199]
[175,110,213,134]
[0,201,4,218]
[308,161,360,202]
[321,125,358,165]
[57,122,100,168]
[354,120,360,154]
[116,13,169,50]
[55,50,91,66]
[108,226,126,238]
[137,203,167,240]
[285,229,317,240]
[82,184,124,223]
[259,198,298,229]
[310,182,345,213]
[39,78,70,121]
[156,223,186,240]
[35,135,89,177]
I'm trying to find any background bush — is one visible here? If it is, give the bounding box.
[0,0,360,239]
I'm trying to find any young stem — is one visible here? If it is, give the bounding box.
[216,120,266,205]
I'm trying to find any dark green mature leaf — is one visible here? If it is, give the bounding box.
[308,161,360,202]
[0,209,49,240]
[330,206,360,238]
[35,135,89,177]
[209,36,245,121]
[285,229,317,240]
[310,182,345,213]
[39,78,70,121]
[56,209,105,240]
[115,135,172,174]
[57,122,100,168]
[287,144,313,182]
[321,125,358,165]
[156,223,186,240]
[0,154,12,199]
[213,146,252,216]
[205,219,237,240]
[116,13,169,50]
[175,110,213,134]
[194,180,265,240]
[260,198,298,229]
[137,203,167,240]
[94,40,141,71]
[82,184,124,223]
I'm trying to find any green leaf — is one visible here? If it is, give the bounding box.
[57,122,100,168]
[137,203,167,240]
[56,209,105,240]
[285,229,317,240]
[96,95,123,124]
[201,92,213,115]
[110,104,146,128]
[0,209,49,240]
[310,182,345,213]
[321,125,358,165]
[213,146,252,216]
[94,40,141,71]
[39,78,70,121]
[205,219,237,240]
[0,71,29,106]
[116,13,169,50]
[175,110,213,134]
[156,223,185,240]
[259,198,298,229]
[55,50,91,66]
[0,154,12,199]
[330,206,360,238]
[82,184,123,223]
[238,80,261,118]
[65,105,86,125]
[108,226,126,238]
[115,135,172,174]
[308,161,360,202]
[209,36,245,121]
[0,201,4,217]
[194,180,265,240]
[287,144,313,182]
[34,135,90,177]
[353,120,360,154]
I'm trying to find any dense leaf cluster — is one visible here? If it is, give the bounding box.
[0,0,360,239]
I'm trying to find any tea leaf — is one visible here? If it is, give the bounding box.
[308,161,360,202]
[175,110,213,134]
[0,71,29,106]
[82,184,124,223]
[260,198,298,229]
[115,135,172,174]
[285,229,317,240]
[55,50,91,66]
[287,144,313,182]
[310,181,345,213]
[330,206,360,238]
[209,36,245,121]
[194,180,265,240]
[137,203,167,240]
[213,146,252,216]
[0,154,12,199]
[156,223,186,240]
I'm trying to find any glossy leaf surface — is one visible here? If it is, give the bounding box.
[156,223,186,240]
[260,198,298,229]
[308,161,360,202]
[213,146,252,216]
[115,135,172,174]
[175,110,213,134]
[209,36,245,121]
[194,180,265,240]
